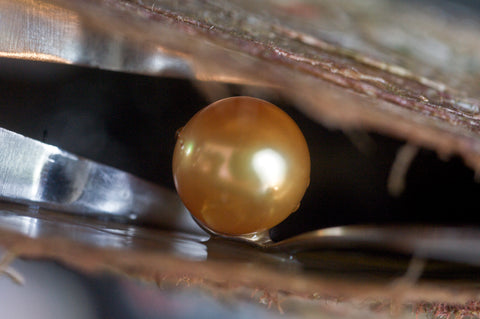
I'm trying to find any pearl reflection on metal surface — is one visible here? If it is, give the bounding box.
[172,97,310,235]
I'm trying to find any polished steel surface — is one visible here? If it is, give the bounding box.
[267,225,480,266]
[3,195,480,270]
[0,127,202,234]
[0,204,209,260]
[204,223,480,267]
[0,202,292,266]
[0,0,193,77]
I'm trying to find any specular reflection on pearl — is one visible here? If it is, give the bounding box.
[252,148,287,192]
[172,96,310,236]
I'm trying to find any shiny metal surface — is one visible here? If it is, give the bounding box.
[0,202,210,260]
[0,127,203,234]
[267,225,480,266]
[3,195,480,269]
[0,202,292,266]
[199,222,480,267]
[0,0,193,77]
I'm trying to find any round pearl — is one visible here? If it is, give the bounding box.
[172,96,310,235]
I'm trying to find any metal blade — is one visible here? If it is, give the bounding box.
[0,127,202,234]
[0,0,193,78]
[274,225,480,267]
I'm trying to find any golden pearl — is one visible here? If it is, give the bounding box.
[172,96,310,235]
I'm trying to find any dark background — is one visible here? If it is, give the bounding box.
[1,57,479,241]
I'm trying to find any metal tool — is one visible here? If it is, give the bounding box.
[0,127,201,234]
